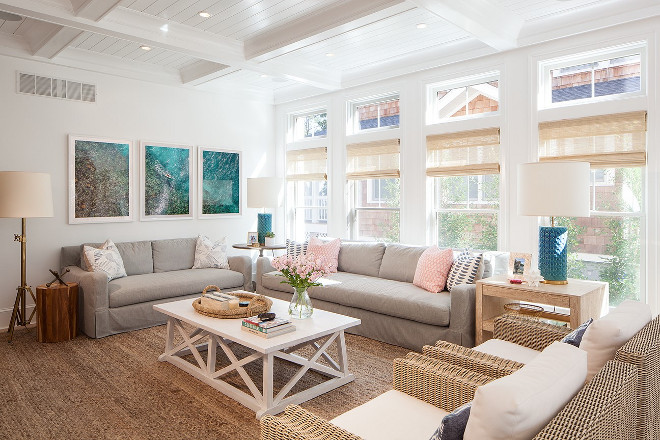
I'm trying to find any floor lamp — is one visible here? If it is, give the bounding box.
[0,172,54,342]
[247,177,283,245]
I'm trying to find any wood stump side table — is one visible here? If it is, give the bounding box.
[36,282,78,343]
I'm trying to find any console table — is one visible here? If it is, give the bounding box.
[475,275,609,345]
[232,243,285,257]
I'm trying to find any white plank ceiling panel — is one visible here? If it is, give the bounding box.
[217,69,297,90]
[272,7,471,71]
[0,17,27,35]
[493,0,606,21]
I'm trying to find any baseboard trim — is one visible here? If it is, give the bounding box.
[0,305,36,332]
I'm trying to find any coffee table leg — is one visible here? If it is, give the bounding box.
[263,353,274,413]
[159,317,175,362]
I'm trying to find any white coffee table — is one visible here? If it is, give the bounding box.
[153,297,361,418]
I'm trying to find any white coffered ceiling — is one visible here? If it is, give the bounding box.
[0,0,658,102]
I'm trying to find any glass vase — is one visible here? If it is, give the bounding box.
[289,287,313,319]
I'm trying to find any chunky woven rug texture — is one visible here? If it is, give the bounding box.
[0,325,408,439]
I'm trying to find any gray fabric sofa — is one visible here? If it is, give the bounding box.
[256,242,482,350]
[61,237,252,338]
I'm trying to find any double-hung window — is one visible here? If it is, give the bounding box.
[539,111,647,305]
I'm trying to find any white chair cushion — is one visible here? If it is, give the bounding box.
[464,341,587,440]
[473,338,540,364]
[331,390,448,440]
[580,299,651,381]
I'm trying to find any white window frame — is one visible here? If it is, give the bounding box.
[538,41,646,110]
[289,109,327,142]
[347,92,400,135]
[426,71,500,125]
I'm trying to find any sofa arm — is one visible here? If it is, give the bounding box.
[533,361,637,440]
[448,283,476,347]
[61,265,108,338]
[256,256,276,293]
[393,352,492,412]
[425,340,524,379]
[228,255,253,292]
[494,314,571,351]
[260,405,362,440]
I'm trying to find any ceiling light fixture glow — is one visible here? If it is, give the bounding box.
[140,45,152,51]
[416,23,427,29]
[199,11,212,18]
[160,24,168,32]
[260,74,269,78]
[325,53,334,57]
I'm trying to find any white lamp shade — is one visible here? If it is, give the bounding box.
[0,171,54,218]
[517,162,590,218]
[247,177,283,209]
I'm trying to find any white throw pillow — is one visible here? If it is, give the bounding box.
[192,235,229,269]
[83,239,127,281]
[580,299,651,381]
[464,341,587,440]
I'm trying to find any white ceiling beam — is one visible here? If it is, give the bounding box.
[408,0,522,51]
[245,0,412,61]
[31,24,81,58]
[73,0,122,21]
[180,60,232,86]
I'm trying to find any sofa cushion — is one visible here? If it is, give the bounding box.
[84,240,127,281]
[331,390,448,440]
[446,252,483,292]
[152,238,196,272]
[108,268,244,308]
[337,242,386,278]
[116,241,153,275]
[464,341,587,440]
[378,244,428,283]
[262,271,451,326]
[192,235,229,269]
[413,246,454,293]
[473,339,540,364]
[307,236,341,272]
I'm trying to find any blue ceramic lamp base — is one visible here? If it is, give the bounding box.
[538,226,569,285]
[257,213,272,245]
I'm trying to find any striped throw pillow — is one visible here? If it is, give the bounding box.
[286,239,307,257]
[446,251,483,292]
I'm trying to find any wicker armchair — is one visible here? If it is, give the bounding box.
[260,359,637,440]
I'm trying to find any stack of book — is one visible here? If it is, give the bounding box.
[241,316,295,338]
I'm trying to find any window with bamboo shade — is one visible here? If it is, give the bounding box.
[286,147,327,181]
[426,127,500,177]
[346,138,400,180]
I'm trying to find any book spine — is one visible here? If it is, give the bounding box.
[242,322,267,333]
[241,326,267,338]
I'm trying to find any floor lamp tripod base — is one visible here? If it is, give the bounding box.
[7,218,36,343]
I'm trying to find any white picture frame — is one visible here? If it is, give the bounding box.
[509,252,532,278]
[198,146,242,219]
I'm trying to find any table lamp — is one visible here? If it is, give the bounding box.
[0,171,54,342]
[247,177,283,245]
[517,162,590,284]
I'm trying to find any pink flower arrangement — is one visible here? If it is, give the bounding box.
[272,254,331,292]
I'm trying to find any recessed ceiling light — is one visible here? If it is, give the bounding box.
[326,53,334,57]
[160,24,168,32]
[260,74,269,78]
[199,11,212,18]
[140,45,152,51]
[416,23,427,29]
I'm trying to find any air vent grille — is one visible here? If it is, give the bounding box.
[17,72,96,103]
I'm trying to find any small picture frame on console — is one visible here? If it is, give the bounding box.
[509,252,532,278]
[247,232,258,246]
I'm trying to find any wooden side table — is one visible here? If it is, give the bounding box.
[232,243,286,257]
[475,275,609,345]
[36,282,78,343]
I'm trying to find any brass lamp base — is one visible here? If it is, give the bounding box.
[541,280,568,285]
[7,218,36,343]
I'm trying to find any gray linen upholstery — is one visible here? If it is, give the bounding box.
[378,244,427,282]
[337,242,386,277]
[262,271,450,326]
[228,255,253,292]
[152,238,196,272]
[115,241,153,275]
[109,268,244,308]
[62,265,110,338]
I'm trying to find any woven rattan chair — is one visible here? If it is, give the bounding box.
[260,359,637,440]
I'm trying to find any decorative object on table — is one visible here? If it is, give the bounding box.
[192,288,272,319]
[247,231,258,246]
[68,135,133,224]
[247,177,283,245]
[518,161,590,284]
[0,171,54,342]
[264,231,276,247]
[198,147,240,217]
[192,235,229,269]
[503,302,544,317]
[524,268,544,287]
[508,252,532,278]
[271,254,332,319]
[199,285,239,310]
[36,281,78,343]
[46,268,70,287]
[140,141,193,220]
[241,315,295,338]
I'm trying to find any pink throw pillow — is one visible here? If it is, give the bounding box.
[413,246,455,293]
[307,237,341,273]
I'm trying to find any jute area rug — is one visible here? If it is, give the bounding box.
[0,325,409,440]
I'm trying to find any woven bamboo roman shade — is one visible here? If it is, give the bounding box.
[539,111,647,168]
[426,127,500,177]
[286,147,327,181]
[346,138,400,179]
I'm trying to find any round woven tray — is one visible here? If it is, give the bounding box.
[504,302,544,317]
[192,286,272,319]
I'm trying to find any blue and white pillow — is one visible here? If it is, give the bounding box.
[286,239,308,258]
[83,239,127,281]
[192,235,229,269]
[561,318,593,347]
[429,402,471,440]
[446,251,483,292]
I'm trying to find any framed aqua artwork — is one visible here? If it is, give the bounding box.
[140,141,193,220]
[68,135,133,224]
[198,147,241,218]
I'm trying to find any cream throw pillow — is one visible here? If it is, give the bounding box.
[464,341,587,440]
[83,239,127,281]
[192,235,229,269]
[580,299,651,381]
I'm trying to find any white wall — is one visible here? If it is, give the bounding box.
[0,54,274,329]
[275,16,659,314]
